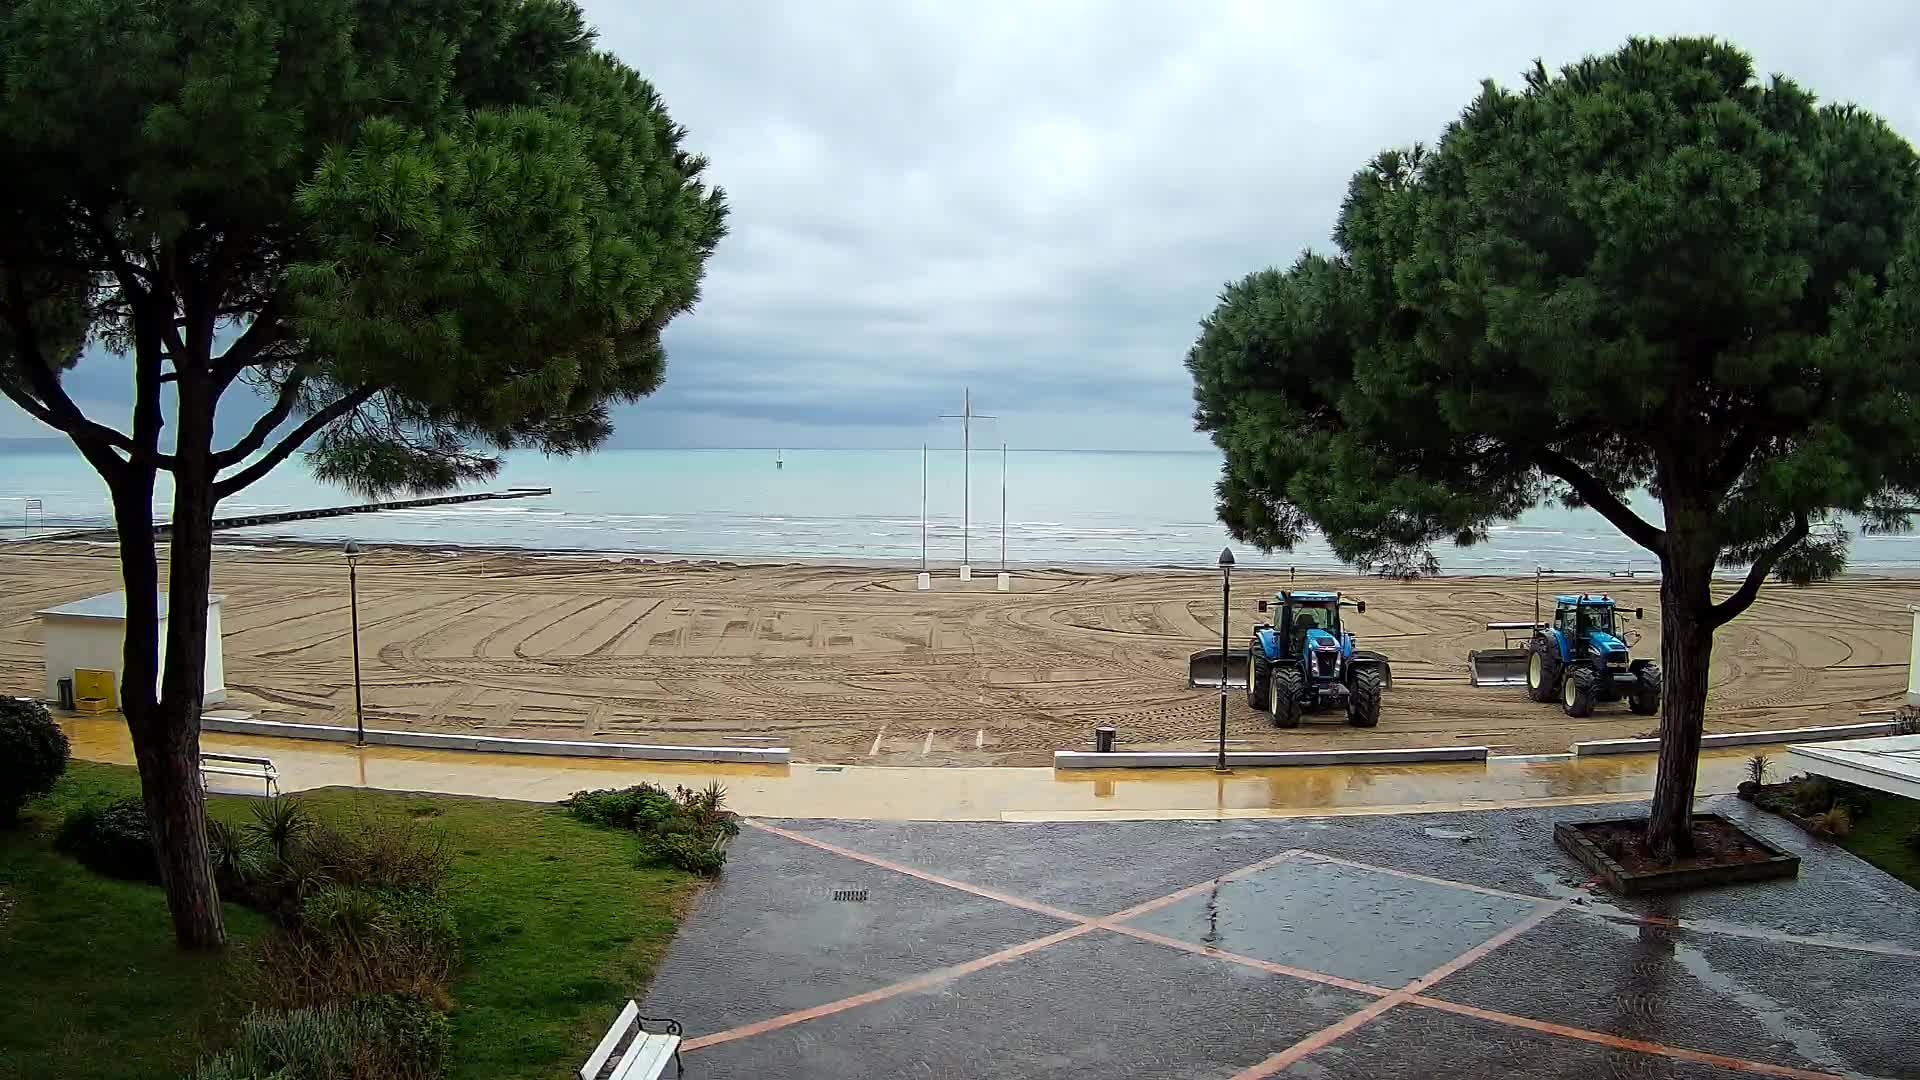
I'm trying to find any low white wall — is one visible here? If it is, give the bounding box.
[199,715,790,764]
[1054,746,1488,769]
[1571,720,1899,756]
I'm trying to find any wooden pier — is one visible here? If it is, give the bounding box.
[160,487,554,536]
[14,488,553,542]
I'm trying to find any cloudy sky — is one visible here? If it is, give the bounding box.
[9,1,1920,450]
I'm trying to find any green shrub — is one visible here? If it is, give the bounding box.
[562,783,676,830]
[638,831,727,876]
[247,796,315,862]
[56,797,159,882]
[0,697,69,825]
[240,814,450,926]
[191,992,448,1080]
[566,780,739,874]
[352,991,451,1076]
[257,886,461,1008]
[291,818,450,894]
[208,818,265,899]
[1809,804,1853,839]
[1788,776,1874,822]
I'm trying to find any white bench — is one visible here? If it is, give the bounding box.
[581,1000,683,1080]
[199,752,279,797]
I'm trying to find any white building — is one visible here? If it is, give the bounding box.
[35,591,226,708]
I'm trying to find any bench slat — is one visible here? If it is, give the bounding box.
[580,1000,640,1080]
[201,753,275,768]
[612,1033,680,1080]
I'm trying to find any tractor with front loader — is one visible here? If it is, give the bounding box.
[1189,590,1393,728]
[1468,592,1660,718]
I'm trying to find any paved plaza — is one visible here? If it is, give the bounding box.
[642,796,1918,1078]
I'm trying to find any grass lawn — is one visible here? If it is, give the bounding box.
[1841,788,1920,890]
[0,762,700,1080]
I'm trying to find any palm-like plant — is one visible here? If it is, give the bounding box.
[248,797,314,862]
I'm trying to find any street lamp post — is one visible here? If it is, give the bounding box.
[345,541,365,746]
[1216,546,1234,773]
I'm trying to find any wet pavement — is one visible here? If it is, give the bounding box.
[642,796,1919,1079]
[66,716,1757,821]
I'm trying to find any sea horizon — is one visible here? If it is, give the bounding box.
[7,445,1920,575]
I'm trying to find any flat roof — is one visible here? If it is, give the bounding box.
[35,591,225,622]
[1784,733,1920,801]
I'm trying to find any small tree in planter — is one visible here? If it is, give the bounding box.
[0,699,69,825]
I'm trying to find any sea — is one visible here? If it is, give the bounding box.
[5,445,1920,574]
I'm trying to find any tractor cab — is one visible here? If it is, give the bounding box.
[1553,595,1631,663]
[1263,591,1351,660]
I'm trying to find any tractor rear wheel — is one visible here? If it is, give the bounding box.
[1347,667,1383,728]
[1629,663,1662,715]
[1526,638,1559,703]
[1271,668,1303,729]
[1247,641,1270,710]
[1563,666,1598,718]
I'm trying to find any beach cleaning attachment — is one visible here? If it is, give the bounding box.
[1187,647,1250,690]
[1468,623,1540,687]
[1468,566,1550,688]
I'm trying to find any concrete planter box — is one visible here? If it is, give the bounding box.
[1054,746,1488,769]
[1572,721,1899,756]
[1554,814,1799,895]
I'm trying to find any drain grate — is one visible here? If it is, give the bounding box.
[832,889,869,902]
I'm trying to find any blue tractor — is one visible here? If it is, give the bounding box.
[1245,591,1392,728]
[1471,594,1660,717]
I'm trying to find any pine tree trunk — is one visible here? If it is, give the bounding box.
[157,372,224,949]
[1647,547,1716,857]
[111,463,224,948]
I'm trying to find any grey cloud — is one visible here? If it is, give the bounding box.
[602,0,1920,447]
[10,2,1920,451]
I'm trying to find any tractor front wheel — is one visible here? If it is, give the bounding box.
[1271,668,1303,729]
[1629,663,1662,715]
[1347,668,1383,728]
[1526,639,1559,704]
[1247,641,1270,710]
[1563,666,1598,718]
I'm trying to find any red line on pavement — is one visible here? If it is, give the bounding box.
[1228,903,1566,1079]
[1408,998,1848,1080]
[690,833,1308,1054]
[1291,851,1544,903]
[1108,924,1392,997]
[712,826,1890,1079]
[1099,849,1303,923]
[682,921,1097,1052]
[1299,850,1920,960]
[745,820,1089,923]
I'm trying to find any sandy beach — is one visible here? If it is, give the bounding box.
[1,542,1911,764]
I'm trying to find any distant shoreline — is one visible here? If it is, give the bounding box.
[13,533,1920,583]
